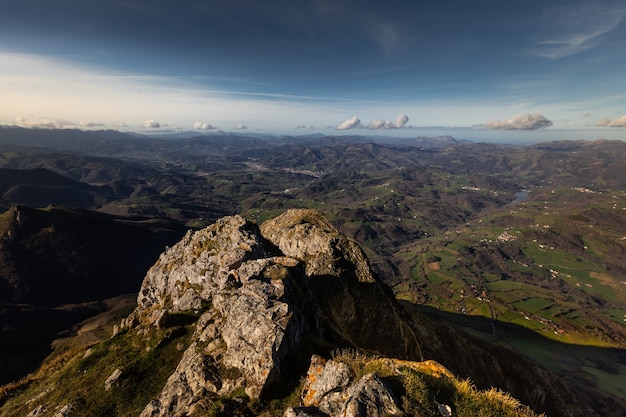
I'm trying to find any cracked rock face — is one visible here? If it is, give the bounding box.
[135,215,270,320]
[260,209,375,283]
[127,215,307,416]
[117,209,421,416]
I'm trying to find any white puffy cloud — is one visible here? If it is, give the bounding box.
[15,117,75,129]
[338,114,410,130]
[336,116,362,130]
[394,113,409,128]
[367,114,410,129]
[193,121,217,130]
[483,113,553,130]
[233,123,248,129]
[596,115,626,127]
[144,119,160,128]
[608,115,626,127]
[367,120,389,129]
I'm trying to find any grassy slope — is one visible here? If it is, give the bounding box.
[391,186,626,404]
[0,302,191,417]
[0,306,545,417]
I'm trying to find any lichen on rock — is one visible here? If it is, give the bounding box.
[118,209,425,416]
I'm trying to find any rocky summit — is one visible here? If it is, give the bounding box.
[122,208,422,416]
[2,209,593,416]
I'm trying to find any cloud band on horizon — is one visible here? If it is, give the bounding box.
[483,113,553,130]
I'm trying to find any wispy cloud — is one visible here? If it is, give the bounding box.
[80,120,106,128]
[112,121,129,129]
[362,14,403,52]
[15,117,76,129]
[1,53,357,132]
[527,2,626,59]
[483,113,553,130]
[596,115,626,127]
[233,123,248,129]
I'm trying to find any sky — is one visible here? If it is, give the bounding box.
[1,0,626,143]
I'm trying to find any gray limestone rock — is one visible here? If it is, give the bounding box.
[121,209,419,416]
[339,373,401,417]
[139,342,222,417]
[298,357,402,417]
[260,209,375,283]
[132,215,308,416]
[26,405,47,417]
[51,404,73,417]
[301,355,351,408]
[104,368,123,391]
[217,273,302,399]
[134,215,269,324]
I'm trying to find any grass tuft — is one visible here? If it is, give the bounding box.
[328,350,543,417]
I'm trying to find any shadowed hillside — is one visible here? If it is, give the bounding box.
[0,205,187,384]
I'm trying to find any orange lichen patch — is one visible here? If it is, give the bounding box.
[412,360,454,378]
[370,358,454,380]
[302,356,327,406]
[303,388,318,407]
[272,256,300,267]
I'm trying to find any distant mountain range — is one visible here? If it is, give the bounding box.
[0,126,462,158]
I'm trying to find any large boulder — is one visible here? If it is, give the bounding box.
[296,355,402,417]
[260,208,375,283]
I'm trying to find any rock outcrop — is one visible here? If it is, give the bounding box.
[259,209,375,283]
[292,355,402,417]
[118,209,422,416]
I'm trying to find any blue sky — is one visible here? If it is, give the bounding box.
[1,0,626,142]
